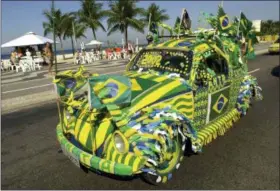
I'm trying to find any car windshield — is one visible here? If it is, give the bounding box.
[129,49,193,79]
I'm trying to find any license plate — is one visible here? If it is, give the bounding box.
[61,146,80,168]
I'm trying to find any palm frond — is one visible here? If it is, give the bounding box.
[107,24,120,36]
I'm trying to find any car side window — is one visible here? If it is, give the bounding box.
[205,55,229,77]
[194,54,229,87]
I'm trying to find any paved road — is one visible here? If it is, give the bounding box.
[1,53,279,190]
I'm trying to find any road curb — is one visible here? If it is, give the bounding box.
[255,49,269,55]
[1,48,269,114]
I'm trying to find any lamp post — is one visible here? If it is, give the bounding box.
[52,0,63,137]
[72,21,77,52]
[52,0,57,74]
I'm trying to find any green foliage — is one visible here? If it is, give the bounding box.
[63,13,87,41]
[42,6,69,59]
[78,0,107,40]
[142,3,169,25]
[42,7,68,38]
[260,20,280,35]
[62,13,87,54]
[173,16,186,35]
[158,22,173,35]
[105,0,145,47]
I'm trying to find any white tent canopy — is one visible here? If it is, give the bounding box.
[1,32,57,48]
[86,40,103,46]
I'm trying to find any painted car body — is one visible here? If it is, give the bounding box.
[54,7,263,184]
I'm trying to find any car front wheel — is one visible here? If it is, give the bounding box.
[141,136,184,185]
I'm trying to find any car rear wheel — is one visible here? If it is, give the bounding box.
[141,136,184,185]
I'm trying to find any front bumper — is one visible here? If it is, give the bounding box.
[56,124,134,176]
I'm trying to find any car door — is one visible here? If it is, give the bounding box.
[193,52,231,127]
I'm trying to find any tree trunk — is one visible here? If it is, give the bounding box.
[124,27,128,49]
[92,28,97,40]
[59,36,65,60]
[70,36,75,55]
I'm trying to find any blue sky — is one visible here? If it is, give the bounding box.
[1,1,279,54]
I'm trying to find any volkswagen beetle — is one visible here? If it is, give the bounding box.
[54,7,263,184]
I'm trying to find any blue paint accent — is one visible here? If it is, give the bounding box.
[127,120,137,127]
[217,97,225,110]
[145,121,162,130]
[141,168,154,173]
[178,41,192,47]
[65,79,76,89]
[222,17,229,27]
[168,173,173,180]
[106,82,119,98]
[96,145,104,157]
[130,111,141,121]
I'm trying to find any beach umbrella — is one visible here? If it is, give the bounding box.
[1,32,58,48]
[86,40,103,46]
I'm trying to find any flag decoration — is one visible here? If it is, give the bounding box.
[239,12,259,59]
[53,66,90,99]
[88,75,132,109]
[239,12,253,37]
[216,6,232,32]
[219,15,231,30]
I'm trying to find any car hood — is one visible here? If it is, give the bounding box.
[88,71,193,119]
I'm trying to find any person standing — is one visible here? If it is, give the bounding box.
[43,42,54,74]
[10,50,18,70]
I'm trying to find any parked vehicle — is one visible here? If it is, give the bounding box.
[268,37,280,54]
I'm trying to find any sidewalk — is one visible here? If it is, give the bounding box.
[1,59,129,85]
[1,48,269,114]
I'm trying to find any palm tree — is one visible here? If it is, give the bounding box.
[78,0,106,40]
[142,3,169,25]
[42,7,68,60]
[105,0,145,48]
[63,13,87,55]
[261,20,274,35]
[272,21,280,35]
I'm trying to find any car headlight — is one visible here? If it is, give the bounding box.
[113,131,129,154]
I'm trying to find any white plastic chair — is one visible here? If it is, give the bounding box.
[2,60,13,71]
[88,52,96,62]
[33,57,43,70]
[21,56,35,71]
[85,53,92,64]
[74,57,80,65]
[116,52,122,60]
[102,50,106,60]
[33,61,42,70]
[81,56,87,65]
[18,60,31,72]
[108,53,115,60]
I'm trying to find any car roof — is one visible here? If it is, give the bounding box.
[146,37,196,50]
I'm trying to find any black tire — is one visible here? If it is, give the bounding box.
[141,136,184,185]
